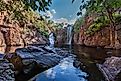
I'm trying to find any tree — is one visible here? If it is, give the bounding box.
[73,0,121,48]
[0,0,52,24]
[73,17,85,32]
[0,0,53,46]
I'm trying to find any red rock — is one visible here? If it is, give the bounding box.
[0,11,47,46]
[55,28,67,44]
[73,14,121,49]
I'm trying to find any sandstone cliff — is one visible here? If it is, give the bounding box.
[73,14,121,49]
[55,28,67,45]
[0,11,47,46]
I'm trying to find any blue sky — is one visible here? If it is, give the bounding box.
[45,0,81,24]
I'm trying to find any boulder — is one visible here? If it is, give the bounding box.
[4,53,23,71]
[0,54,15,81]
[97,56,121,81]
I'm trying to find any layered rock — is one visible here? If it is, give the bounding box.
[0,11,47,47]
[73,14,121,49]
[0,54,15,81]
[13,46,73,81]
[22,25,47,45]
[0,24,24,46]
[55,28,67,44]
[97,56,121,81]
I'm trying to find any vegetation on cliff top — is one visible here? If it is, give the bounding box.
[0,0,57,37]
[73,0,121,47]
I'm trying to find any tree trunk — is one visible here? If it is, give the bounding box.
[106,8,118,48]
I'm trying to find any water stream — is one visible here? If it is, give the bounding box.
[31,56,88,81]
[0,45,121,81]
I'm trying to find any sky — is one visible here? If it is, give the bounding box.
[44,0,82,24]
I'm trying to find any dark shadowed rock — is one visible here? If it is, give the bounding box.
[4,53,23,72]
[0,54,15,81]
[14,46,72,75]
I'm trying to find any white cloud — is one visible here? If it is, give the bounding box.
[69,19,76,24]
[54,18,76,25]
[54,18,68,23]
[44,9,56,19]
[45,11,53,19]
[51,9,56,14]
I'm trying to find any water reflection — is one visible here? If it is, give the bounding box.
[32,57,88,81]
[72,45,121,63]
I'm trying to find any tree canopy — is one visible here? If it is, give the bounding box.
[0,0,52,24]
[73,0,121,47]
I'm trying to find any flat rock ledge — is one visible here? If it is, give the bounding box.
[0,45,74,81]
[97,56,121,81]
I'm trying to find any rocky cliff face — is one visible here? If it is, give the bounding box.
[73,14,121,49]
[0,11,47,47]
[55,28,67,45]
[22,25,47,45]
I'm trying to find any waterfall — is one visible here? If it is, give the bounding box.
[49,32,55,48]
[66,25,73,45]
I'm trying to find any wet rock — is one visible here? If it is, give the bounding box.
[97,56,121,81]
[22,59,37,74]
[4,45,73,81]
[14,46,71,73]
[0,54,15,81]
[4,53,23,71]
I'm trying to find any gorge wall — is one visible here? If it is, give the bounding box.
[55,28,67,45]
[73,14,121,49]
[0,11,47,47]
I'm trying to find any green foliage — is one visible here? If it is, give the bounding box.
[0,0,55,37]
[54,23,64,29]
[113,13,121,24]
[73,17,85,32]
[85,16,110,35]
[22,0,52,12]
[72,0,121,16]
[85,22,103,35]
[0,0,52,24]
[73,0,121,36]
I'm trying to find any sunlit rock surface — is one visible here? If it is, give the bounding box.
[0,11,47,46]
[55,28,67,44]
[97,56,121,81]
[73,14,121,49]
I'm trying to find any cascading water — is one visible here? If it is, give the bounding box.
[49,32,55,48]
[66,24,73,45]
